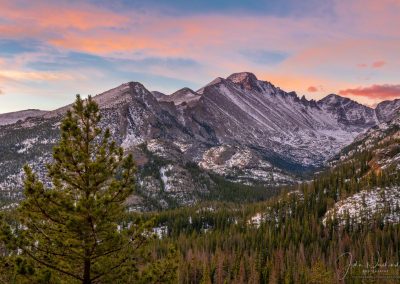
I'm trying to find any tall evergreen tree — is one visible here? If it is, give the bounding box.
[1,96,166,283]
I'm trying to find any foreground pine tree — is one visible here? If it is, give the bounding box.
[1,96,176,283]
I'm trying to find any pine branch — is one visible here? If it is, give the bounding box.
[23,248,83,281]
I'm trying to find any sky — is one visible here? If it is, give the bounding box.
[0,0,399,113]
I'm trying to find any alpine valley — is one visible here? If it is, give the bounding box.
[0,72,399,211]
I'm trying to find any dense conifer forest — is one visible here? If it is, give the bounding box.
[142,146,400,283]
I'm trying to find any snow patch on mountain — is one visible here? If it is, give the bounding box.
[248,213,266,228]
[17,137,39,153]
[199,146,251,175]
[160,165,174,191]
[323,187,400,225]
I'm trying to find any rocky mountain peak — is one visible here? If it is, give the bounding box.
[158,87,200,107]
[317,94,377,129]
[90,81,152,108]
[171,87,197,95]
[226,72,260,90]
[318,94,353,105]
[44,81,155,119]
[227,72,258,83]
[375,99,400,122]
[317,93,377,112]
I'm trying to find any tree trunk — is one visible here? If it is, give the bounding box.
[83,258,91,284]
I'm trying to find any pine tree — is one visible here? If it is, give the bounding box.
[308,260,334,284]
[1,96,162,283]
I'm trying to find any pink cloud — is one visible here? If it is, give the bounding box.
[0,0,398,68]
[372,60,386,68]
[307,86,318,92]
[357,60,386,69]
[334,0,400,38]
[0,1,129,31]
[339,84,400,100]
[0,0,399,108]
[0,70,74,81]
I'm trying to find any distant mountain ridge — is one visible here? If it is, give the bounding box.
[0,109,48,126]
[1,72,399,209]
[158,87,201,107]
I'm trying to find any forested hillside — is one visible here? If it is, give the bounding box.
[142,139,400,283]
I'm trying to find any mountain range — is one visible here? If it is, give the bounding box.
[1,72,399,209]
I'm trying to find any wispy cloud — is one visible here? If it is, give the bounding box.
[0,70,76,81]
[339,84,400,100]
[0,1,129,31]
